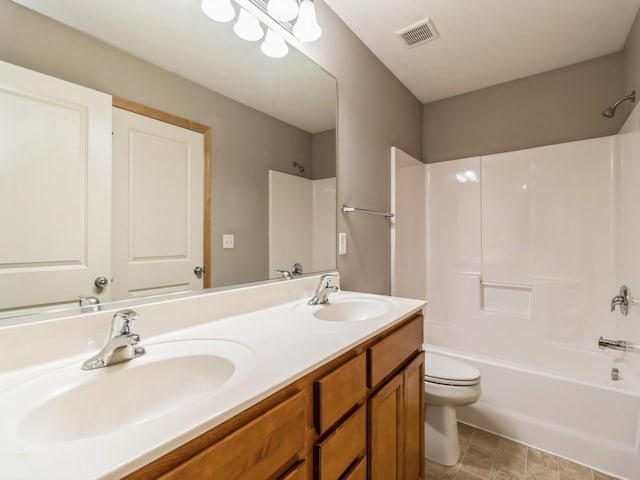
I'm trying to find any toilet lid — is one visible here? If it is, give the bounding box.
[425,353,481,386]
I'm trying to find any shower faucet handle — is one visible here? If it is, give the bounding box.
[611,285,630,316]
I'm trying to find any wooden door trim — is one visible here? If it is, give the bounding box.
[112,97,212,288]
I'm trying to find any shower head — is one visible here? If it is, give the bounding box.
[602,90,636,118]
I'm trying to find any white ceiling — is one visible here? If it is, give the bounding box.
[324,0,640,103]
[11,0,336,133]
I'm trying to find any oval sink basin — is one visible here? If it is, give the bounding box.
[10,339,253,444]
[306,295,396,322]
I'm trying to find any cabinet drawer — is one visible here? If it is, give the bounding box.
[368,314,423,388]
[343,456,366,480]
[315,353,366,433]
[159,392,305,480]
[315,406,366,480]
[280,461,306,480]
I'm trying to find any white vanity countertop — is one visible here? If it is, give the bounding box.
[0,278,425,480]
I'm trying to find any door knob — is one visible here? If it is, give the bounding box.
[94,276,109,289]
[194,266,206,278]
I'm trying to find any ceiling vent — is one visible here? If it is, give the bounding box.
[396,17,439,48]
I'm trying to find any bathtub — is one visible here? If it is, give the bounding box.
[426,344,640,480]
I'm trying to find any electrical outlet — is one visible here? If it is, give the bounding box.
[223,234,234,249]
[339,232,347,255]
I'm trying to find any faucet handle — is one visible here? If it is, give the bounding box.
[276,269,292,280]
[320,273,338,282]
[111,309,140,337]
[319,273,339,287]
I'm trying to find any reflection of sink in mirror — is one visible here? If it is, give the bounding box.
[7,340,253,444]
[303,295,397,322]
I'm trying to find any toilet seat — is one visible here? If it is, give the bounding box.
[425,353,480,386]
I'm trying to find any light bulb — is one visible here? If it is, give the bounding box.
[267,0,299,22]
[261,29,288,58]
[293,0,321,42]
[234,8,264,41]
[201,0,235,23]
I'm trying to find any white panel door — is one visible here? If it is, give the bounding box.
[268,170,312,278]
[311,177,336,272]
[0,60,112,316]
[111,108,204,299]
[390,147,426,299]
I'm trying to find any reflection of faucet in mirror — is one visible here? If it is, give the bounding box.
[81,310,145,370]
[277,263,304,279]
[308,274,339,305]
[79,296,100,311]
[276,269,293,280]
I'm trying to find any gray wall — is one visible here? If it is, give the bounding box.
[0,0,313,288]
[422,53,626,163]
[300,1,423,294]
[624,7,640,112]
[311,129,336,179]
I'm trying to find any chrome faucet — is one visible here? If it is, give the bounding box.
[81,309,145,370]
[308,274,339,305]
[276,269,293,280]
[611,285,630,316]
[276,263,304,280]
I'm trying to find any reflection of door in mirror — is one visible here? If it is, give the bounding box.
[0,60,112,318]
[111,107,205,300]
[0,59,212,318]
[268,171,336,279]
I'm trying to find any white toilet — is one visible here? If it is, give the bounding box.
[424,352,481,466]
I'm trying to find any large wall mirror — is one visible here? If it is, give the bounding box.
[0,0,336,320]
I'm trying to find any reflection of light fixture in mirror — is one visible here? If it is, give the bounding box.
[293,0,321,42]
[261,29,289,58]
[201,0,236,22]
[456,170,478,183]
[267,0,299,22]
[234,7,264,41]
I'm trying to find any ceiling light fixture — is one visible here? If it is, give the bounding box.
[202,0,323,59]
[201,0,236,23]
[266,0,299,22]
[261,28,289,58]
[292,0,321,42]
[234,7,264,41]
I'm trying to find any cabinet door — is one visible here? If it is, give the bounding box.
[403,353,425,480]
[369,373,403,480]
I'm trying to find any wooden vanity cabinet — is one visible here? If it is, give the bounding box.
[126,312,424,480]
[156,392,306,480]
[367,315,425,480]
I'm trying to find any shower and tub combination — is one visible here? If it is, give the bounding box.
[392,100,640,479]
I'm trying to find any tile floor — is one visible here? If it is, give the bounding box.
[424,423,622,480]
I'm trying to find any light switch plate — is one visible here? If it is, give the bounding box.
[338,232,347,255]
[223,234,234,249]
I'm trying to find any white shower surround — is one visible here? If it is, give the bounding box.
[419,106,640,479]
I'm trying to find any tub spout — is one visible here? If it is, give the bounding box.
[598,337,630,352]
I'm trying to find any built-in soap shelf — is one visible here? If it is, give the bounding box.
[480,279,532,316]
